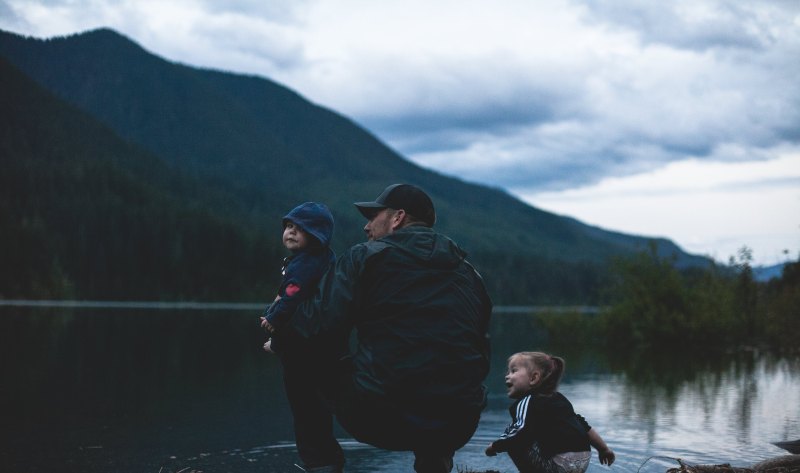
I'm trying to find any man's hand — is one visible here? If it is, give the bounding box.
[263,339,274,353]
[484,443,497,457]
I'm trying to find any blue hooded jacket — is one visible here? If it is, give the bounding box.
[264,202,335,331]
[282,202,334,248]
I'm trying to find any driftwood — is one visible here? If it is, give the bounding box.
[664,455,800,473]
[752,456,800,472]
[774,441,800,455]
[462,454,800,473]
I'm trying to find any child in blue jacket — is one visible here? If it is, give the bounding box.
[259,202,345,469]
[260,202,335,352]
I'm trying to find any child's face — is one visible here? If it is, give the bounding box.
[504,356,542,399]
[283,222,311,251]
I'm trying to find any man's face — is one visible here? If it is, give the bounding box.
[363,208,399,241]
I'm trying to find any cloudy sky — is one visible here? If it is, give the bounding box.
[2,0,799,266]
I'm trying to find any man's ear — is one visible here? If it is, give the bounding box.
[391,209,407,230]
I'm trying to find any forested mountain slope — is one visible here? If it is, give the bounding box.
[0,28,710,303]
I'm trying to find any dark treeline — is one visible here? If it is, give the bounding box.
[601,244,799,351]
[0,56,282,301]
[536,244,799,352]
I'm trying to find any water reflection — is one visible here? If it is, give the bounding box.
[0,307,797,472]
[605,349,799,451]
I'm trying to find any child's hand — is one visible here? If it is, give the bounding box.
[263,339,274,353]
[260,316,275,333]
[484,443,497,456]
[598,447,615,466]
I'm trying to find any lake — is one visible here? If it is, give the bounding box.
[1,305,797,472]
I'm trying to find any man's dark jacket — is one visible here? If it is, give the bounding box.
[293,225,492,417]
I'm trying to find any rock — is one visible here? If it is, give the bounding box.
[751,454,800,472]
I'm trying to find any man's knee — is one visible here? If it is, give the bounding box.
[336,400,481,454]
[304,465,344,473]
[413,452,454,473]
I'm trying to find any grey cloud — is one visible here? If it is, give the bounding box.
[713,176,800,193]
[471,153,637,192]
[13,0,70,5]
[194,0,309,23]
[189,21,307,70]
[490,159,612,192]
[471,140,673,192]
[401,103,796,193]
[0,1,12,18]
[390,111,795,193]
[354,72,586,156]
[401,121,658,192]
[363,102,559,155]
[574,0,793,51]
[0,1,24,26]
[378,53,798,193]
[342,5,797,194]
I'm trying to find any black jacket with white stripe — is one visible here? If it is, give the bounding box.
[493,391,591,459]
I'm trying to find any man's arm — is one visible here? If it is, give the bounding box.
[290,244,367,338]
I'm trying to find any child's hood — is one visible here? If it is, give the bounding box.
[283,202,334,247]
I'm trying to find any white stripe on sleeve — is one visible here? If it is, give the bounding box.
[500,394,531,439]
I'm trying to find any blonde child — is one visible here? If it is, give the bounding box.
[485,351,615,473]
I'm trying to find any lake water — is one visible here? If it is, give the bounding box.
[1,306,797,473]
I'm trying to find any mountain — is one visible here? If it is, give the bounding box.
[0,54,283,300]
[754,263,788,282]
[0,28,711,303]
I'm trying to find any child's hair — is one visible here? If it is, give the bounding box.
[510,351,565,395]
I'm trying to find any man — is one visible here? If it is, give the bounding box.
[286,183,493,473]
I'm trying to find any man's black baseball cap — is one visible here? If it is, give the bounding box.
[354,183,436,227]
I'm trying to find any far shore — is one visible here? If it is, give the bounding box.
[0,300,601,313]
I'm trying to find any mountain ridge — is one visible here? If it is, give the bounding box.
[0,54,281,299]
[0,27,712,303]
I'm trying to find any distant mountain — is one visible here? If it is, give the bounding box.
[754,263,788,282]
[0,28,712,303]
